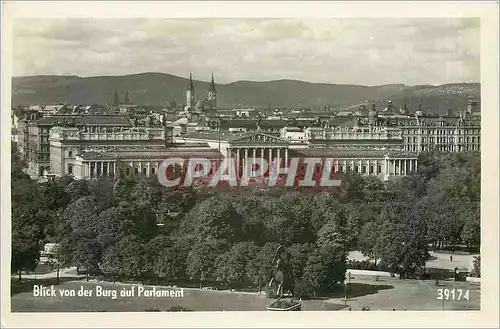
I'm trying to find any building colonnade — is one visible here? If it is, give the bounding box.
[79,156,418,180]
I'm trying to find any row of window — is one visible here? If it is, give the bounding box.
[405,137,481,144]
[404,129,480,135]
[124,167,157,176]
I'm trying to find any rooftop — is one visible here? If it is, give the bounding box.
[79,145,221,160]
[293,148,418,158]
[37,115,131,126]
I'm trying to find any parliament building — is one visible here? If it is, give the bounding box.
[15,74,481,183]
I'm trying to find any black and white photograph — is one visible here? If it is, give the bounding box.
[1,1,498,328]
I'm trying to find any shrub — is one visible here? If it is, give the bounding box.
[167,306,193,312]
[470,256,481,278]
[145,308,160,312]
[293,281,313,300]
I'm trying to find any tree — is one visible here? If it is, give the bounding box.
[89,176,115,210]
[129,176,163,209]
[264,194,314,245]
[358,221,381,265]
[64,179,91,202]
[288,243,314,286]
[301,250,324,297]
[116,235,151,282]
[113,176,137,203]
[246,242,280,293]
[11,160,44,280]
[96,206,131,249]
[186,238,229,288]
[310,193,342,234]
[182,197,243,243]
[376,203,429,278]
[461,206,480,251]
[11,235,39,280]
[214,242,259,289]
[316,219,349,253]
[99,245,121,282]
[233,196,268,245]
[149,236,189,283]
[57,196,102,278]
[41,180,72,212]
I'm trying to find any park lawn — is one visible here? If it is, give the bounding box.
[11,279,344,312]
[11,277,480,312]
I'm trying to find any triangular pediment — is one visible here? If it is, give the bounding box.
[230,132,288,144]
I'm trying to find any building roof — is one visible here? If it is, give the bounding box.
[37,115,130,126]
[79,148,222,161]
[181,131,288,144]
[309,139,403,145]
[282,127,303,132]
[328,116,356,125]
[292,148,418,159]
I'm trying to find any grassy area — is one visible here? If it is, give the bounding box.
[11,275,480,312]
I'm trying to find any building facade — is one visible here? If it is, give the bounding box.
[17,115,132,178]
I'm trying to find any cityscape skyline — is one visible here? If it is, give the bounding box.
[13,18,480,86]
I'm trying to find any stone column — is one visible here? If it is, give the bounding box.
[147,162,151,177]
[285,148,289,166]
[277,148,281,165]
[260,148,265,175]
[252,148,256,163]
[139,162,143,175]
[244,148,248,162]
[392,160,396,176]
[236,148,240,177]
[268,148,272,166]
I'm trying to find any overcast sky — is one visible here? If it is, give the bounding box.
[13,18,480,86]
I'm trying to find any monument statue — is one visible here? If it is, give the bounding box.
[267,246,301,311]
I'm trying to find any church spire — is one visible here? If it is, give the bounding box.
[124,90,131,105]
[112,89,120,107]
[188,72,194,91]
[210,72,216,92]
[186,73,195,109]
[208,72,217,110]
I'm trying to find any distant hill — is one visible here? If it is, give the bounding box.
[11,73,480,114]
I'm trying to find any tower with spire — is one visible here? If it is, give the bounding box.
[124,90,131,105]
[186,73,195,110]
[112,89,120,107]
[208,72,217,110]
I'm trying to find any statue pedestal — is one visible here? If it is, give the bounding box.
[267,298,302,311]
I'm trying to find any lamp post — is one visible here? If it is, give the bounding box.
[344,270,351,306]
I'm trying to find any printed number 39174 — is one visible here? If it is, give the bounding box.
[437,288,469,300]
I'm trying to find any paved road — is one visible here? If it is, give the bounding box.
[12,267,84,280]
